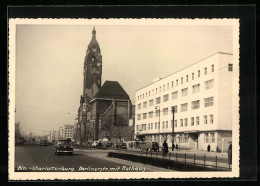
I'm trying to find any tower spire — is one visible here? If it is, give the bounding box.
[90,27,98,45]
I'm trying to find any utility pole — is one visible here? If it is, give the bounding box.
[172,106,175,151]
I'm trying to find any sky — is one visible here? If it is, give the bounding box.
[15,23,233,136]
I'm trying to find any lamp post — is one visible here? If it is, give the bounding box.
[171,107,175,151]
[155,106,160,144]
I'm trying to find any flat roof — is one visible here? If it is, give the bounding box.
[136,52,232,92]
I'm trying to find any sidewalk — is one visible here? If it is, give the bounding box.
[125,147,228,158]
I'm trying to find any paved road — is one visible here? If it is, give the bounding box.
[15,145,171,172]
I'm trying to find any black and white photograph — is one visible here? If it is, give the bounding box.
[8,18,240,180]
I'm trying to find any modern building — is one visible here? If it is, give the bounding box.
[58,124,74,140]
[76,28,133,143]
[135,52,233,152]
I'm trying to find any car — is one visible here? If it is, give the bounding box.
[55,139,73,155]
[40,140,48,146]
[119,143,127,149]
[91,141,99,147]
[139,141,159,152]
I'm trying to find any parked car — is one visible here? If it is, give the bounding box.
[91,141,99,147]
[139,141,159,151]
[55,139,73,155]
[112,143,120,148]
[119,143,127,149]
[40,140,48,146]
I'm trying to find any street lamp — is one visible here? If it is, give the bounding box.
[155,106,160,144]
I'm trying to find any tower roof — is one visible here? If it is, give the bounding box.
[89,27,99,45]
[94,81,130,100]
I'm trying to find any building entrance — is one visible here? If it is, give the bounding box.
[189,133,199,150]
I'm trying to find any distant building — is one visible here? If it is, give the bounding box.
[58,124,74,140]
[135,52,233,152]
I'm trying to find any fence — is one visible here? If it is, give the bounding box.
[138,150,232,171]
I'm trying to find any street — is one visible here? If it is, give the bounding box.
[15,145,171,172]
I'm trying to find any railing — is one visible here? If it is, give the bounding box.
[138,150,231,171]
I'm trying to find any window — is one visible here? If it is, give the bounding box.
[196,116,200,125]
[172,105,177,113]
[146,93,147,97]
[151,123,153,130]
[159,87,161,92]
[181,103,188,112]
[204,115,208,124]
[137,96,139,100]
[166,121,168,128]
[163,85,165,91]
[171,81,174,87]
[180,119,183,127]
[138,103,141,110]
[163,94,169,102]
[211,133,215,143]
[209,114,213,124]
[228,64,233,71]
[156,88,157,93]
[181,88,188,97]
[149,91,150,96]
[186,75,188,82]
[192,73,194,80]
[204,133,209,143]
[143,113,147,119]
[149,111,153,118]
[181,77,183,84]
[181,134,189,143]
[192,100,200,110]
[174,120,177,127]
[163,121,165,128]
[192,84,200,94]
[176,79,178,86]
[204,97,214,107]
[156,97,161,104]
[211,64,214,72]
[149,99,154,107]
[163,108,168,115]
[143,101,147,108]
[137,114,141,120]
[155,122,157,129]
[198,70,200,78]
[204,67,207,75]
[191,117,194,126]
[155,110,159,117]
[205,79,214,90]
[148,123,150,130]
[158,122,160,129]
[172,91,178,99]
[185,118,188,126]
[167,83,169,89]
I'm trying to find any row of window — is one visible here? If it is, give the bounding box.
[137,63,228,100]
[205,132,215,143]
[136,114,214,131]
[137,97,214,120]
[137,79,214,109]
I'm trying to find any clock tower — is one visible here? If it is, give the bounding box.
[83,27,102,104]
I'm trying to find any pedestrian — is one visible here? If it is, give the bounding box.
[163,140,168,153]
[207,144,210,152]
[172,143,175,151]
[228,141,232,164]
[176,144,178,149]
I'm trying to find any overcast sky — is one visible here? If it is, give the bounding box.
[15,23,233,136]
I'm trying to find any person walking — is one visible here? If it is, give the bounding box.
[162,140,168,157]
[228,141,232,165]
[207,144,211,152]
[172,142,175,151]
